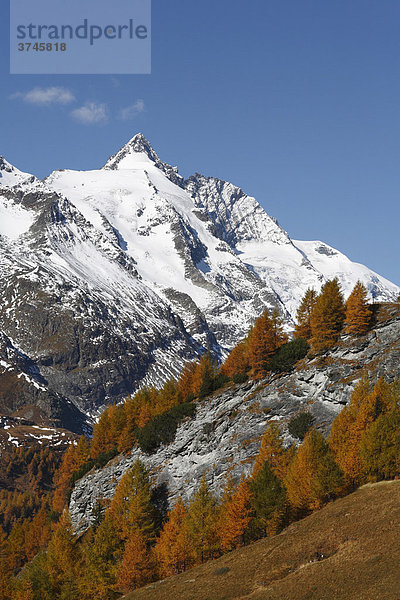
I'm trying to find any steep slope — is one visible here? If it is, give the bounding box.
[0,174,205,423]
[126,480,400,600]
[69,304,400,533]
[185,172,398,317]
[0,134,398,428]
[48,134,399,341]
[46,136,281,351]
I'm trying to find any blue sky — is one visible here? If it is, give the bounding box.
[1,0,400,285]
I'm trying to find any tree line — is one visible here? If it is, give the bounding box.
[0,277,392,599]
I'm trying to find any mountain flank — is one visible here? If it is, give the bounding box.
[125,479,400,600]
[0,134,399,430]
[69,302,400,533]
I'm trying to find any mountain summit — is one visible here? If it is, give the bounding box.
[103,132,183,184]
[0,134,398,426]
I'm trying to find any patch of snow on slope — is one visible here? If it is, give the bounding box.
[0,196,34,240]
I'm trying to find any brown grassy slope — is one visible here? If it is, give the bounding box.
[126,480,400,600]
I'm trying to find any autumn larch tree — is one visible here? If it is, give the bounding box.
[345,281,372,335]
[80,516,122,600]
[46,511,79,599]
[329,378,393,486]
[187,474,219,563]
[221,340,250,379]
[117,528,154,593]
[109,460,155,543]
[310,278,345,353]
[285,429,343,513]
[248,309,288,379]
[155,497,193,576]
[218,476,251,551]
[52,438,89,514]
[252,422,291,480]
[294,288,318,340]
[176,361,197,401]
[360,407,400,481]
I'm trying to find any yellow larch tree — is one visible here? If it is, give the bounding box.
[252,422,291,480]
[187,474,219,564]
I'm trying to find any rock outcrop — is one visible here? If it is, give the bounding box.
[69,305,400,534]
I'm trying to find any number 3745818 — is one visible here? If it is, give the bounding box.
[17,42,67,52]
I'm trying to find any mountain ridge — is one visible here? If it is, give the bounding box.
[0,133,398,429]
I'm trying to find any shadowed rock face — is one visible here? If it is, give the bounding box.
[69,306,400,533]
[0,184,205,427]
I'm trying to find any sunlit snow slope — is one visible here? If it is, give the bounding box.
[0,133,398,425]
[48,133,399,338]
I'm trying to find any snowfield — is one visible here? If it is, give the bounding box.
[0,133,398,418]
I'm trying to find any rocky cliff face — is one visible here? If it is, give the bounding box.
[0,134,398,429]
[69,304,400,534]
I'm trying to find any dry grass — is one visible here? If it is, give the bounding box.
[126,480,400,600]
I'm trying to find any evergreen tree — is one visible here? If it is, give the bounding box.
[249,462,286,537]
[345,281,372,335]
[294,288,317,340]
[192,354,217,399]
[310,278,345,352]
[288,411,315,441]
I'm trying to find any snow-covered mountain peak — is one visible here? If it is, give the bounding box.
[0,136,399,428]
[103,133,183,184]
[0,157,34,189]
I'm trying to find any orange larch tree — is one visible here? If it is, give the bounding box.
[176,361,197,401]
[218,476,251,551]
[285,429,343,513]
[221,340,250,379]
[248,309,287,379]
[329,377,394,486]
[155,497,193,577]
[345,281,372,335]
[310,278,345,353]
[117,528,154,593]
[294,288,318,340]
